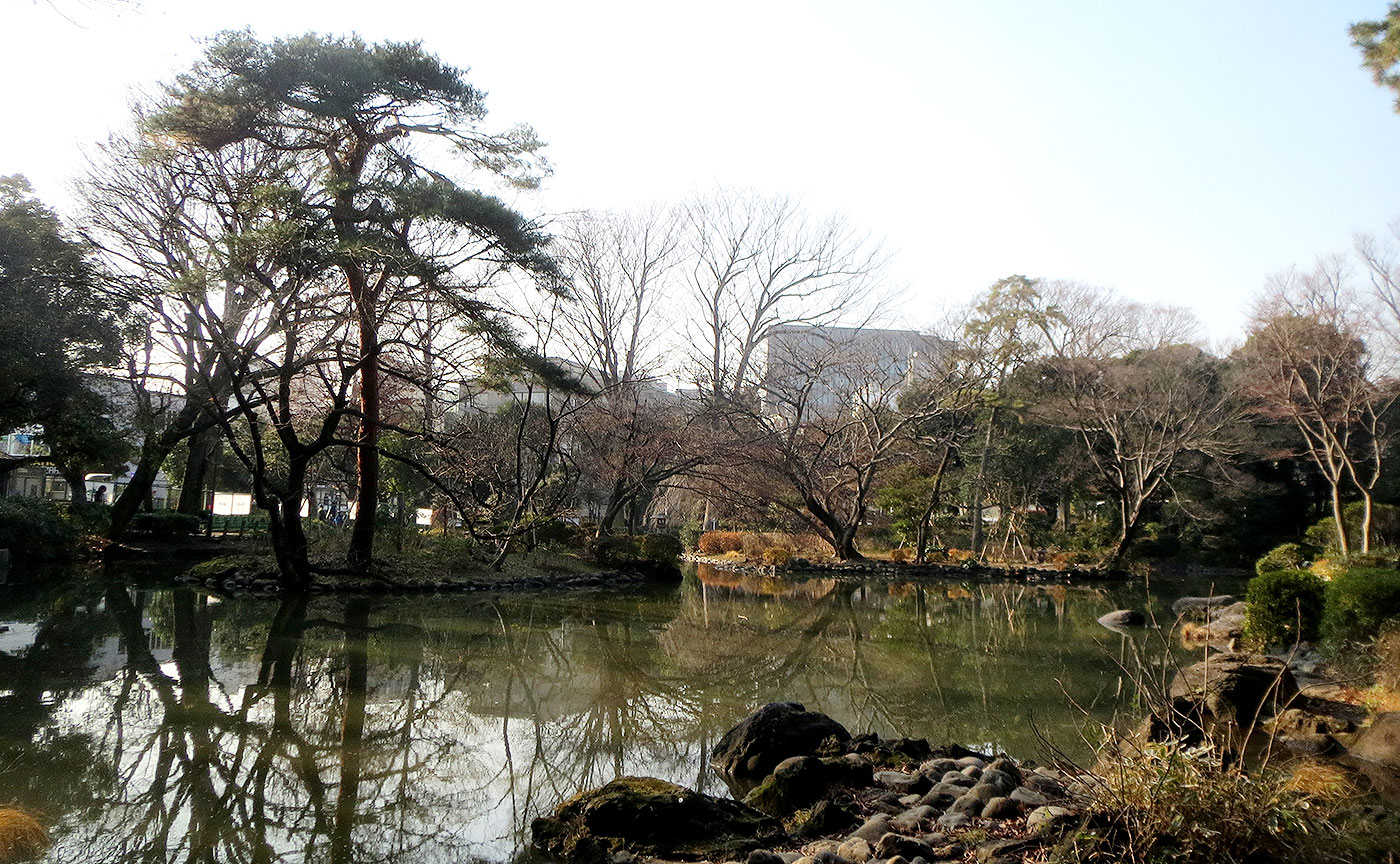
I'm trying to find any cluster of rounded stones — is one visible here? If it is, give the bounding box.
[744,755,1077,864]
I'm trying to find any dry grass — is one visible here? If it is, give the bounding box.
[1065,742,1390,864]
[0,808,48,864]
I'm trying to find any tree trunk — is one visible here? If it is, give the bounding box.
[108,400,204,539]
[1106,497,1144,568]
[1360,490,1374,554]
[1330,480,1349,556]
[177,427,219,516]
[915,446,952,565]
[803,494,864,561]
[969,407,998,557]
[347,296,380,572]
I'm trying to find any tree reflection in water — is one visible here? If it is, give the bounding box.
[0,569,1237,863]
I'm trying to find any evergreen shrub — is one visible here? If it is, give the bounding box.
[1244,568,1325,648]
[1323,567,1400,643]
[1255,542,1315,577]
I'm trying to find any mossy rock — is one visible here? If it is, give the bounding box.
[531,776,785,863]
[742,755,873,816]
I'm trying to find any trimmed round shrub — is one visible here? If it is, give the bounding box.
[1244,568,1325,648]
[638,533,683,564]
[1323,567,1400,643]
[1255,542,1314,577]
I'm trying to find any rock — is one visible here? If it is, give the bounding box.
[875,770,933,795]
[836,837,872,863]
[1278,732,1340,756]
[1164,653,1298,747]
[744,756,872,816]
[847,815,892,844]
[981,796,1020,820]
[935,812,970,830]
[939,771,975,787]
[959,765,983,780]
[978,768,1016,794]
[1097,609,1146,629]
[928,844,963,861]
[954,756,986,770]
[1024,773,1069,800]
[985,757,1022,786]
[712,702,851,790]
[798,839,841,858]
[948,793,984,817]
[1009,786,1047,808]
[918,758,959,778]
[1351,712,1400,768]
[964,783,1001,804]
[793,798,859,840]
[777,854,802,864]
[914,790,957,810]
[875,833,936,862]
[890,805,938,833]
[975,837,1043,863]
[748,852,785,864]
[1025,805,1074,831]
[531,776,785,864]
[1172,595,1237,618]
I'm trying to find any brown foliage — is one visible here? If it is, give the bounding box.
[0,808,48,864]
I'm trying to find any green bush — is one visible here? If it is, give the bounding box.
[532,519,576,549]
[129,511,202,537]
[584,534,640,566]
[1255,542,1315,577]
[638,533,683,564]
[1306,502,1400,553]
[0,497,76,563]
[678,520,703,551]
[1245,569,1325,647]
[1323,567,1400,643]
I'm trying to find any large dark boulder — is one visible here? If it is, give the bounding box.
[712,702,851,789]
[741,754,873,816]
[1150,653,1298,750]
[531,776,785,864]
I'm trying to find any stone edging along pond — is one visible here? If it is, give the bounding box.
[684,553,1117,583]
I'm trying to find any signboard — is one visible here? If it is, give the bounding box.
[416,508,434,526]
[212,492,253,516]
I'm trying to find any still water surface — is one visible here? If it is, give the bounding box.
[0,565,1242,863]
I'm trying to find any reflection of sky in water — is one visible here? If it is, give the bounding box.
[0,571,1244,864]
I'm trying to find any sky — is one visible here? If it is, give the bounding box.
[4,0,1400,347]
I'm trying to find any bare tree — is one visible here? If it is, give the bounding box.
[1027,287,1239,565]
[1244,262,1393,554]
[700,326,957,560]
[680,189,889,402]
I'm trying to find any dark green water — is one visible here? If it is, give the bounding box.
[0,564,1243,863]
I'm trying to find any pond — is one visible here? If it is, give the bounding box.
[0,564,1244,863]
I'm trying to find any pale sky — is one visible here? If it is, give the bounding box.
[5,0,1400,346]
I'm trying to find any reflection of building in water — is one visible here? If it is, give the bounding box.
[88,610,175,679]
